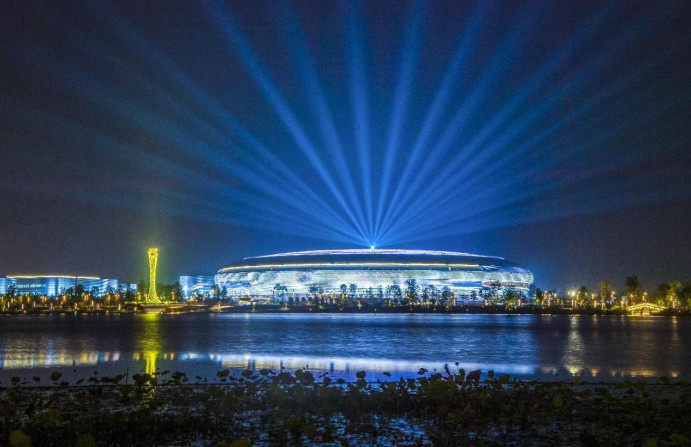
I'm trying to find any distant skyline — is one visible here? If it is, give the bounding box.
[1,0,690,289]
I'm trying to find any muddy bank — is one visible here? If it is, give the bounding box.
[1,369,689,446]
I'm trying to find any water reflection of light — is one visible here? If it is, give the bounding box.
[138,313,162,375]
[562,316,583,375]
[122,351,535,376]
[206,353,536,375]
[143,351,157,375]
[671,316,680,345]
[0,315,688,381]
[539,366,557,375]
[0,348,684,381]
[0,351,121,369]
[630,369,656,377]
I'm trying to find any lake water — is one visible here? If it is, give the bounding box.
[0,313,689,383]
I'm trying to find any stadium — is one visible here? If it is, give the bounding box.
[215,249,533,300]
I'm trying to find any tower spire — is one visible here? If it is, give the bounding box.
[146,248,161,303]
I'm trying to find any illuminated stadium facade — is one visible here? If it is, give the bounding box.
[215,249,533,299]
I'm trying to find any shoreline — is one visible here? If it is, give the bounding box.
[1,304,689,317]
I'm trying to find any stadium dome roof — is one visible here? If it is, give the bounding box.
[219,249,529,273]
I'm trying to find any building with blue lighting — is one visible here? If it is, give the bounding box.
[215,249,533,300]
[0,275,121,297]
[179,275,215,299]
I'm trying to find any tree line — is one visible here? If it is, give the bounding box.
[0,281,184,311]
[534,276,691,310]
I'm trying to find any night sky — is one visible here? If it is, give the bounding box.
[1,0,689,290]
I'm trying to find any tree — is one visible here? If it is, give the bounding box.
[124,284,135,301]
[577,286,593,307]
[680,283,691,309]
[308,285,320,302]
[441,286,453,304]
[503,288,521,307]
[404,279,419,301]
[653,283,669,307]
[598,280,613,304]
[158,284,172,300]
[668,281,682,309]
[138,279,147,300]
[655,281,682,308]
[348,284,357,299]
[273,284,287,301]
[389,284,402,302]
[426,285,438,304]
[171,282,183,301]
[535,288,545,305]
[625,275,643,304]
[480,282,502,305]
[548,289,558,306]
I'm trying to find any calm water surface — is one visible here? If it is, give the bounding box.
[0,313,688,382]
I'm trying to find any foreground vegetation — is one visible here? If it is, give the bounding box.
[1,368,690,446]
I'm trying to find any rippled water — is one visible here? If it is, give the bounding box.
[0,313,689,382]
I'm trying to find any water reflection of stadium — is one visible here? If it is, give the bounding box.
[0,351,680,382]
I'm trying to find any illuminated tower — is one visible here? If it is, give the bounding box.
[146,248,161,303]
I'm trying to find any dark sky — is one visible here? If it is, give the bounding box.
[1,0,690,291]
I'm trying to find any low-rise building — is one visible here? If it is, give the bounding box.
[0,275,120,297]
[179,275,215,299]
